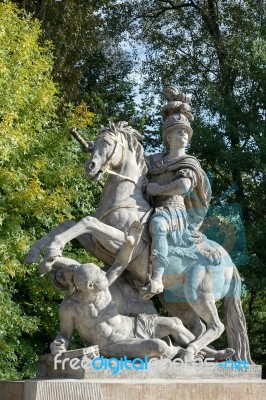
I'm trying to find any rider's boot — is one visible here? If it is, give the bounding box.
[140,271,164,299]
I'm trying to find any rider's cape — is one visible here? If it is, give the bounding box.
[145,153,212,231]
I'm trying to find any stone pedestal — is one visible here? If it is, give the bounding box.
[0,381,24,400]
[1,379,266,400]
[1,355,264,400]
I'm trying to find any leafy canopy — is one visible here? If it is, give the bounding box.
[0,2,98,379]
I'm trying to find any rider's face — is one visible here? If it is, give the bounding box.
[166,128,189,149]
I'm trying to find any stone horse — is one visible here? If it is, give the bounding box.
[25,121,252,362]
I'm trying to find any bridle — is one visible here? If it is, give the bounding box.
[91,129,150,222]
[96,130,125,169]
[94,130,136,185]
[71,125,150,224]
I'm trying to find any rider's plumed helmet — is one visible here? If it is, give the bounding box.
[161,86,194,148]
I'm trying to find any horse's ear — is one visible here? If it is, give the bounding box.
[117,121,128,129]
[109,121,117,133]
[124,124,144,141]
[133,130,144,141]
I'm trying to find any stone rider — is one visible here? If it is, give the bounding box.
[140,86,221,299]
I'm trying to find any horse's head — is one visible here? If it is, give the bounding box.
[84,121,143,181]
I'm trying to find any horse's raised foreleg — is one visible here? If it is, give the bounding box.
[46,216,126,260]
[24,220,77,264]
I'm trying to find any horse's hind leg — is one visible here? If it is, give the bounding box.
[183,292,225,361]
[158,296,206,338]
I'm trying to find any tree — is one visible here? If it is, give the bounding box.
[16,0,138,123]
[0,2,99,378]
[104,0,266,365]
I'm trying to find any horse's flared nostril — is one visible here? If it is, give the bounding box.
[86,161,96,171]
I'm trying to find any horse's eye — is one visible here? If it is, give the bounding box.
[103,139,112,147]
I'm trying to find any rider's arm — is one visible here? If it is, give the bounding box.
[146,177,192,196]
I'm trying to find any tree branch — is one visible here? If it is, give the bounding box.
[136,7,173,20]
[175,47,219,77]
[133,1,198,21]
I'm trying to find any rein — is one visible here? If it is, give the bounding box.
[94,129,148,222]
[96,131,136,184]
[98,205,150,221]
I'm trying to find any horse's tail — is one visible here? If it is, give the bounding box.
[223,265,253,363]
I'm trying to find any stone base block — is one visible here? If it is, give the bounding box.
[0,381,24,400]
[1,379,266,400]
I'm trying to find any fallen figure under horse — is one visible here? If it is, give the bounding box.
[49,221,234,362]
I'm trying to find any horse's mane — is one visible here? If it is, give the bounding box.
[100,122,147,174]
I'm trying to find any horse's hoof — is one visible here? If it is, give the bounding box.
[224,348,235,359]
[24,250,41,264]
[178,348,195,363]
[215,347,235,361]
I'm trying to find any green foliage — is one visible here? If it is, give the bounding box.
[15,0,108,101]
[16,0,138,123]
[0,2,101,379]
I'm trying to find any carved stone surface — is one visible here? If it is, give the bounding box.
[0,381,24,400]
[1,379,266,400]
[25,87,254,373]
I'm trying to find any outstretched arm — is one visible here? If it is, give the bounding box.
[106,221,143,286]
[50,301,74,355]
